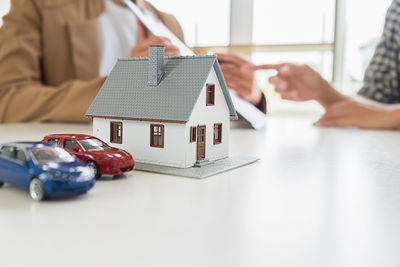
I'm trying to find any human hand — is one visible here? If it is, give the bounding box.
[314,99,400,129]
[244,63,345,108]
[130,21,180,57]
[215,53,263,105]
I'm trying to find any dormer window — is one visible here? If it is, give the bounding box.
[206,83,215,106]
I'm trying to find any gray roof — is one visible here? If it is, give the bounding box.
[86,55,238,122]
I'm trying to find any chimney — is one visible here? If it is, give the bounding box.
[148,46,165,86]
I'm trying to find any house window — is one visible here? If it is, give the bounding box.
[190,126,197,142]
[206,83,215,106]
[150,124,164,148]
[110,122,123,144]
[214,123,222,144]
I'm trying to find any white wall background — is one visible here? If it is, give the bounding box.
[0,0,10,26]
[148,0,230,47]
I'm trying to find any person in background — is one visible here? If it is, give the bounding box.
[0,0,265,123]
[215,53,266,113]
[246,0,400,130]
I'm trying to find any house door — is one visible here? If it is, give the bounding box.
[197,125,206,160]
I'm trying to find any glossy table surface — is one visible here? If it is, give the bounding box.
[1,117,400,267]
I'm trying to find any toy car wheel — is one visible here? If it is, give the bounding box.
[29,178,46,201]
[88,161,101,179]
[0,181,4,188]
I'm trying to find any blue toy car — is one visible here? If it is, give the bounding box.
[0,142,95,201]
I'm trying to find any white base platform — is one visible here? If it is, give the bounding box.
[134,155,259,178]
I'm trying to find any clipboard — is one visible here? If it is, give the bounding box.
[120,0,266,129]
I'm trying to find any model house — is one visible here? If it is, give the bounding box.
[86,46,238,168]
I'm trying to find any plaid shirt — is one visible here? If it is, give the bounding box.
[358,0,400,103]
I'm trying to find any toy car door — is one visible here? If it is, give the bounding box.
[0,146,31,188]
[11,147,32,188]
[62,138,86,161]
[0,145,13,183]
[63,139,80,154]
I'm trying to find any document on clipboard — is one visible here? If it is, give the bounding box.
[120,0,266,129]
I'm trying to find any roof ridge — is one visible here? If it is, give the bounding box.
[118,54,216,62]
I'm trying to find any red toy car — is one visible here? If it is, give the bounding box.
[42,134,134,179]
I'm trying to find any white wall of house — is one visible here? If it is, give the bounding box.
[185,68,231,166]
[93,118,188,168]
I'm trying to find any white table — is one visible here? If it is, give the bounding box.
[1,117,400,267]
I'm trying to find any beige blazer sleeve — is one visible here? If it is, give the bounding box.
[0,0,185,123]
[0,0,106,123]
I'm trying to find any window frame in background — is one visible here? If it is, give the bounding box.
[1,0,387,95]
[191,0,342,87]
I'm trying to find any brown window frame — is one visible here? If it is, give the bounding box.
[190,126,197,143]
[110,121,123,144]
[214,123,222,145]
[150,124,164,148]
[206,83,215,106]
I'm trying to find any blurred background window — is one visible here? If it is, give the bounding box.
[147,0,231,46]
[0,0,10,26]
[253,0,335,45]
[251,0,335,88]
[0,0,393,114]
[340,0,392,95]
[149,0,392,114]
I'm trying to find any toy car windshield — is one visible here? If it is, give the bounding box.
[77,138,111,151]
[31,147,75,164]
